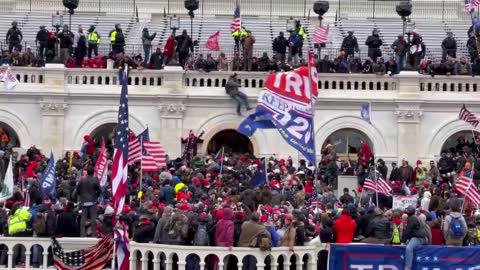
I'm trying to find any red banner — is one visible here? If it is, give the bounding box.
[94,139,108,187]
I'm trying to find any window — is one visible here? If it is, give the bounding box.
[322,128,372,160]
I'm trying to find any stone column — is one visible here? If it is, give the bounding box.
[395,106,423,165]
[158,103,186,159]
[39,100,67,158]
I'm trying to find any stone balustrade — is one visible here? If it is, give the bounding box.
[0,237,327,270]
[7,67,479,96]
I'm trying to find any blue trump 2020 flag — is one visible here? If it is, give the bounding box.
[238,51,319,165]
[40,152,56,199]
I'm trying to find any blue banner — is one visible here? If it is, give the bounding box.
[414,245,480,269]
[329,244,405,270]
[40,152,56,199]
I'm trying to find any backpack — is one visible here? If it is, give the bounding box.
[193,224,209,246]
[391,225,401,244]
[449,216,465,239]
[33,213,47,235]
[257,234,272,251]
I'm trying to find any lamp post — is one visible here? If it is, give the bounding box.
[396,0,412,37]
[52,11,64,60]
[313,0,329,59]
[184,0,199,38]
[63,0,79,32]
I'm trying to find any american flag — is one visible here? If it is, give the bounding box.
[364,169,392,196]
[128,128,166,172]
[230,1,241,32]
[53,234,113,270]
[128,128,148,165]
[465,0,480,12]
[459,104,479,128]
[23,190,30,208]
[111,69,130,270]
[313,24,329,44]
[455,176,480,205]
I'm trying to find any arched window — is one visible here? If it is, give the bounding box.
[441,131,479,155]
[0,122,20,149]
[322,128,372,160]
[207,129,253,154]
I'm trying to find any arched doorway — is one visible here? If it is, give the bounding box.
[441,130,479,154]
[207,129,253,154]
[0,122,20,149]
[322,128,372,161]
[89,123,117,151]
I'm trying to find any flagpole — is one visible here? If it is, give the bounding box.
[139,136,143,208]
[307,50,319,187]
[374,162,379,208]
[219,146,225,178]
[112,236,116,270]
[264,158,268,184]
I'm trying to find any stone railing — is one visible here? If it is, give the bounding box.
[7,67,480,97]
[0,237,327,270]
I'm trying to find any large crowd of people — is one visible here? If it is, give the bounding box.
[3,20,480,77]
[0,129,479,269]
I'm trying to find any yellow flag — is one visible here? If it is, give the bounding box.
[68,151,73,169]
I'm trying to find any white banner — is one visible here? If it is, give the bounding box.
[392,195,418,210]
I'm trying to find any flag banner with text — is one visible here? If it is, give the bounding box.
[413,245,480,270]
[328,244,405,270]
[238,51,318,164]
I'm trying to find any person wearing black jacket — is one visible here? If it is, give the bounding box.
[365,29,383,63]
[341,31,359,57]
[175,30,194,69]
[403,205,428,270]
[272,32,288,65]
[56,201,79,237]
[467,34,478,64]
[36,25,49,58]
[6,21,23,53]
[441,32,457,61]
[75,166,101,237]
[57,25,74,62]
[133,215,155,243]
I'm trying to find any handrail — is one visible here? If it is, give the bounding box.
[0,236,327,270]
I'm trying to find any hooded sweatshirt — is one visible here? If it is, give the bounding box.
[215,207,234,247]
[420,191,432,211]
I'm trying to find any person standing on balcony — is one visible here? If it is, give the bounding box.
[441,32,457,61]
[109,24,125,55]
[365,29,383,63]
[87,25,100,59]
[467,33,478,64]
[232,26,247,53]
[391,35,407,73]
[73,25,87,67]
[408,30,426,70]
[6,21,23,53]
[341,31,359,57]
[175,30,194,69]
[295,20,307,58]
[288,31,302,67]
[243,30,255,71]
[273,32,288,65]
[74,166,101,237]
[35,25,49,59]
[57,25,74,63]
[142,27,156,67]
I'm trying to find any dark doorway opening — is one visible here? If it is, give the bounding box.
[207,129,253,155]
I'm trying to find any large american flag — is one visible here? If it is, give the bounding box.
[313,24,329,44]
[459,104,479,128]
[364,169,392,196]
[230,1,241,32]
[111,69,130,270]
[455,176,480,205]
[53,234,113,270]
[128,128,148,165]
[128,128,166,172]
